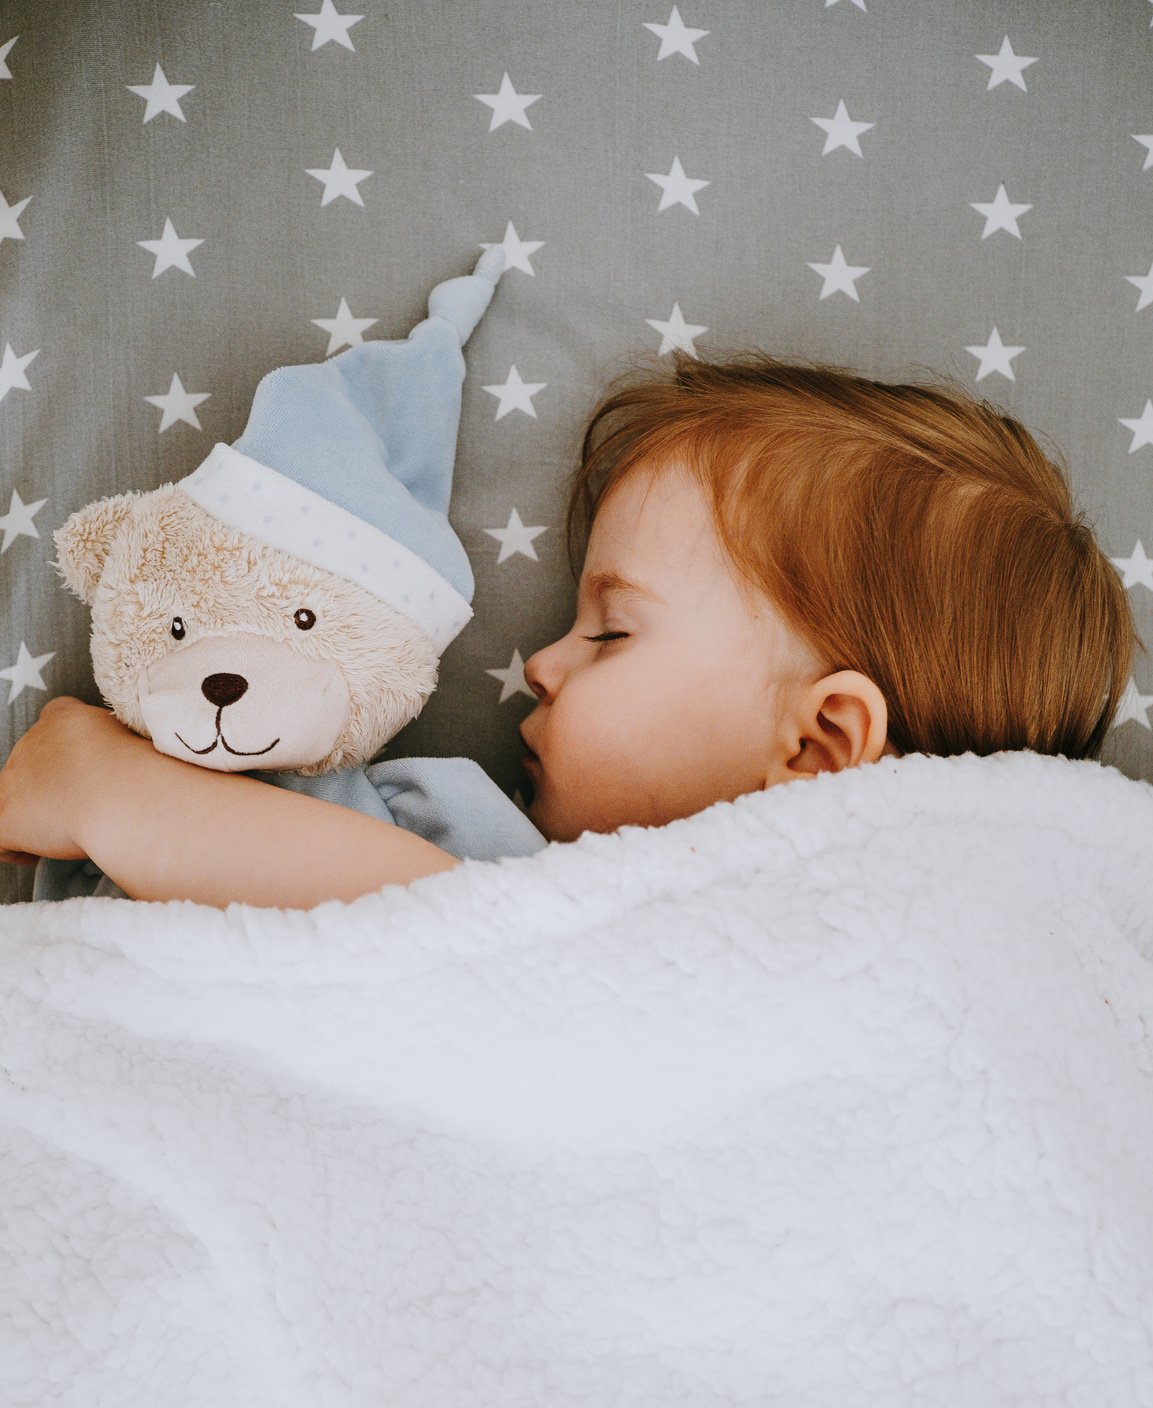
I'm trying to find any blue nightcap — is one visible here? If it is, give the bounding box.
[175,246,506,655]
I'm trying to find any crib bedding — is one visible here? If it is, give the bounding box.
[2,746,1152,1406]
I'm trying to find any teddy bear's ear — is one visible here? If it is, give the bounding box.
[51,492,141,605]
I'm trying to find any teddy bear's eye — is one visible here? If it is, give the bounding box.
[294,608,316,631]
[171,616,186,641]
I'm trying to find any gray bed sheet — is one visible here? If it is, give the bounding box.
[2,0,1150,903]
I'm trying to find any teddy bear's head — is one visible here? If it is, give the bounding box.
[51,481,444,777]
[50,247,507,779]
[52,484,440,777]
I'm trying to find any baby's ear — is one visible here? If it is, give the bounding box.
[51,492,140,604]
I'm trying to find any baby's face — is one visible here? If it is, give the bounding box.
[520,460,822,843]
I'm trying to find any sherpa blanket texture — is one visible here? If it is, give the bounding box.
[2,748,1153,1407]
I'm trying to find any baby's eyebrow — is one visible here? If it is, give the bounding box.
[582,570,664,604]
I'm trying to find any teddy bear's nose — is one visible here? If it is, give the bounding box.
[201,673,249,708]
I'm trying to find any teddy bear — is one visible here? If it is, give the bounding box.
[33,247,546,903]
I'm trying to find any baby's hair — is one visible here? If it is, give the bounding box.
[564,350,1145,761]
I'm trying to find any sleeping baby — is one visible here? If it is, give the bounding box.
[0,349,1139,905]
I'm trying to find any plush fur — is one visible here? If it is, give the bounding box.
[53,484,439,777]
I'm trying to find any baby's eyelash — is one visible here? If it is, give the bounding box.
[581,631,629,643]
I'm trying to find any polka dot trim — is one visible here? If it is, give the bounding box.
[176,442,474,653]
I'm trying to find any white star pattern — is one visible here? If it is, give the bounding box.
[484,508,548,563]
[643,7,709,64]
[485,647,535,703]
[0,489,47,553]
[1119,400,1153,454]
[969,183,1032,239]
[811,99,874,156]
[143,374,211,432]
[480,222,544,276]
[0,3,1148,797]
[306,148,372,205]
[0,343,39,405]
[0,190,31,243]
[295,0,364,51]
[807,245,869,301]
[1112,541,1153,592]
[474,74,541,132]
[964,327,1025,382]
[312,298,378,355]
[1112,677,1153,730]
[0,641,55,704]
[483,366,547,420]
[1125,262,1153,314]
[646,302,708,355]
[645,155,710,213]
[975,36,1038,92]
[127,64,194,122]
[137,217,204,277]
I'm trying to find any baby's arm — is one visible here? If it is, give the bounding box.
[90,731,460,906]
[73,713,461,907]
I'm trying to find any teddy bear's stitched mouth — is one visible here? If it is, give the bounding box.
[174,722,282,757]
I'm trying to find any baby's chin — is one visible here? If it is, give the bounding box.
[525,792,555,841]
[525,786,573,844]
[524,768,609,843]
[527,796,602,845]
[522,777,548,836]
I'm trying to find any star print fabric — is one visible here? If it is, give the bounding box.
[1,0,1151,903]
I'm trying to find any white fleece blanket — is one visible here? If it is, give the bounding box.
[3,749,1153,1407]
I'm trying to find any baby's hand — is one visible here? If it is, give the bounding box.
[0,696,122,865]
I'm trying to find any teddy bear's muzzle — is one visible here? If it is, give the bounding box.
[136,632,352,773]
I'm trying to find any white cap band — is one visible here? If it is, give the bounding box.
[177,444,474,655]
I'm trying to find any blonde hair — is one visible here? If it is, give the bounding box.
[565,351,1144,761]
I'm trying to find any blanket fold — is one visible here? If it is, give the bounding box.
[2,748,1153,1407]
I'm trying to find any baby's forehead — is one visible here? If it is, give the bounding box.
[588,470,719,570]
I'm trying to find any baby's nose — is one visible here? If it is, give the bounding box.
[523,642,561,702]
[523,650,548,701]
